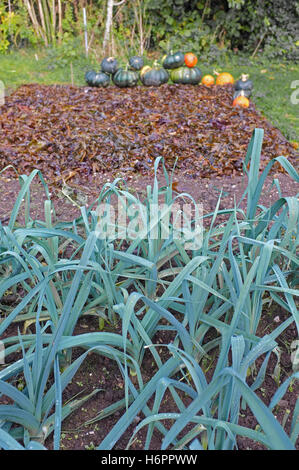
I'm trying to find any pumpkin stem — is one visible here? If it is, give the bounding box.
[241,73,249,81]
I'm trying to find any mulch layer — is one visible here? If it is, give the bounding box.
[0,83,297,185]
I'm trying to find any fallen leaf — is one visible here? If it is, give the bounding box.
[0,83,297,184]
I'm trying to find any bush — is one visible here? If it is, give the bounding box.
[211,0,299,61]
[0,0,298,62]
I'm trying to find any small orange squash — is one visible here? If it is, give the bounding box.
[233,91,250,108]
[214,71,234,85]
[201,74,215,86]
[184,52,198,68]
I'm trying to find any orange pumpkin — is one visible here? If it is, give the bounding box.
[233,91,250,108]
[214,71,234,85]
[184,52,198,68]
[201,74,215,86]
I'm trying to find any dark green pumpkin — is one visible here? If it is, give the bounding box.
[92,72,110,87]
[101,56,119,75]
[85,70,96,86]
[170,66,202,85]
[162,51,185,70]
[113,68,139,88]
[234,73,253,99]
[129,56,144,71]
[85,70,110,87]
[140,64,169,86]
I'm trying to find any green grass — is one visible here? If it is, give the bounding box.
[0,48,298,141]
[0,47,91,90]
[208,58,299,142]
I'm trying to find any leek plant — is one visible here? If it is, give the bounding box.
[0,129,298,450]
[96,129,299,450]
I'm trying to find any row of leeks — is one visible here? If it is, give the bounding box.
[0,129,298,450]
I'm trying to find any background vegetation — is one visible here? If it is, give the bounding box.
[0,1,298,60]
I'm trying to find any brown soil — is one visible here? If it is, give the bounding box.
[0,167,298,226]
[1,305,298,451]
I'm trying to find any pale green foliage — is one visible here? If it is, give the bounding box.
[0,129,298,450]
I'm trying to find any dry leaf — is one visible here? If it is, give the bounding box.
[0,83,297,184]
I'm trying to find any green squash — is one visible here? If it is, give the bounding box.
[85,70,96,86]
[85,70,110,87]
[92,72,110,87]
[101,56,119,75]
[162,51,185,70]
[140,63,169,86]
[234,73,253,98]
[170,66,202,85]
[113,68,139,88]
[129,56,144,71]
